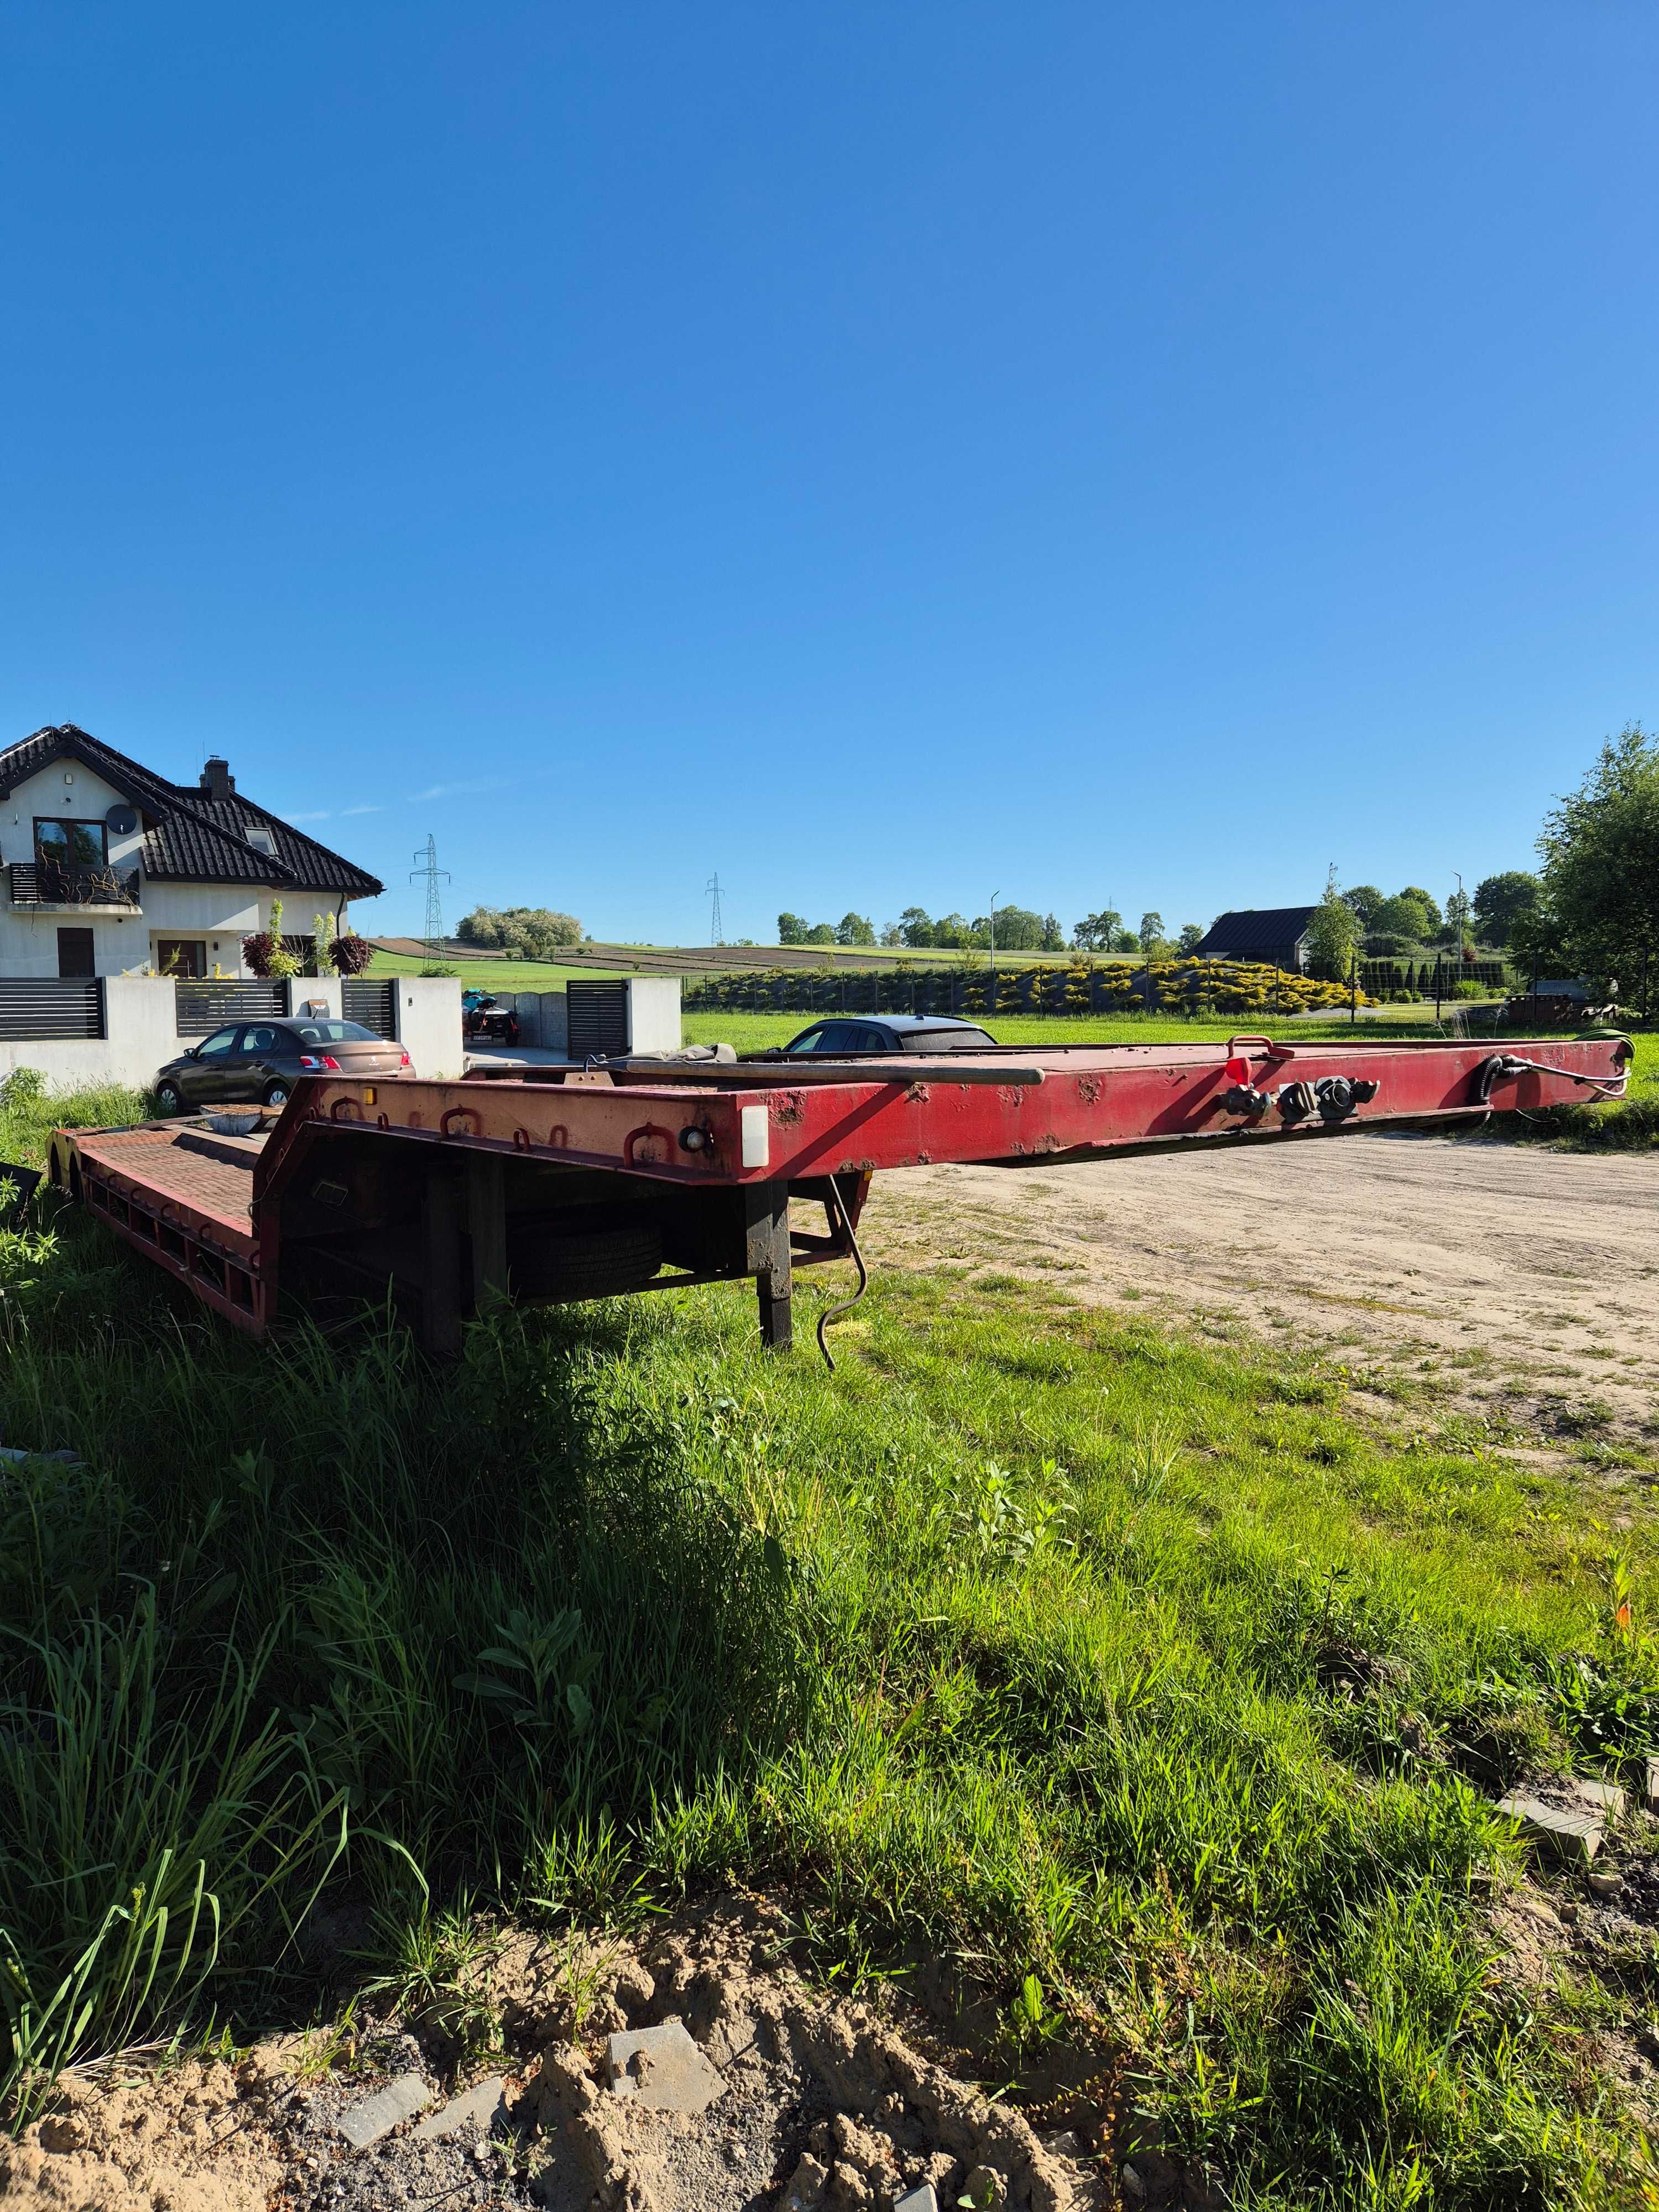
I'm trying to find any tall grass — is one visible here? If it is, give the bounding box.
[0,1082,1654,2197]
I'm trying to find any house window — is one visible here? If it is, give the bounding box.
[155,939,207,979]
[35,818,108,872]
[57,928,95,978]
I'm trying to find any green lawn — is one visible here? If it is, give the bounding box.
[2,1076,1658,2195]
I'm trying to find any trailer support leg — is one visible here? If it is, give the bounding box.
[466,1154,509,1311]
[743,1182,793,1351]
[421,1175,466,1357]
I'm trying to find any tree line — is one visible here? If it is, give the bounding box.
[779,906,1208,956]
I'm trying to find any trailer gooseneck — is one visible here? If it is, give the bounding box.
[47,1033,1631,1358]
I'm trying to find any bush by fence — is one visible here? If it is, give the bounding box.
[683,957,1378,1020]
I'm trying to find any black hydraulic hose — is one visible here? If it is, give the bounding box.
[816,1172,870,1372]
[1476,1052,1629,1104]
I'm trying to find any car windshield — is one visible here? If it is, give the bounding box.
[291,1020,378,1044]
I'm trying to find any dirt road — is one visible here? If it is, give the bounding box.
[869,1133,1659,1443]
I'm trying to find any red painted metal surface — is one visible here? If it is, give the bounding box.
[62,1123,266,1335]
[261,1032,1631,1187]
[51,1031,1632,1342]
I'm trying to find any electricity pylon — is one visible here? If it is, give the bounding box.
[411,837,451,960]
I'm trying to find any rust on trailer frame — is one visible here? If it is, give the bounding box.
[48,1031,1632,1353]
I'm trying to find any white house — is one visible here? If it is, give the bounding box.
[0,724,382,978]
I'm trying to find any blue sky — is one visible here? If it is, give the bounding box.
[3,4,1656,944]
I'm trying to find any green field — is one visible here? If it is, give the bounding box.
[368,948,639,988]
[3,1070,1659,2198]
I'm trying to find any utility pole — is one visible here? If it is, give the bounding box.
[410,837,451,962]
[706,872,724,946]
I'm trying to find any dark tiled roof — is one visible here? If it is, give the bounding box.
[0,724,383,898]
[1192,906,1318,957]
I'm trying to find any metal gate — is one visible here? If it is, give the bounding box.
[342,978,397,1038]
[566,980,629,1058]
[175,982,286,1037]
[0,978,105,1041]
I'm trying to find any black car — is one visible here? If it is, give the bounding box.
[153,1018,412,1113]
[749,1015,999,1058]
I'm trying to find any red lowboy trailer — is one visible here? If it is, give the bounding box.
[46,1033,1631,1358]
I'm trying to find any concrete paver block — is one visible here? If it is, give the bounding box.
[1569,1776,1627,1820]
[604,2022,726,2113]
[338,2072,432,2148]
[1494,1791,1603,1864]
[895,2188,938,2212]
[413,2074,509,2141]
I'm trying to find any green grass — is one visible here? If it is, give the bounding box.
[3,1081,1659,2198]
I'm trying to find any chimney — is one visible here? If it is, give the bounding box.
[201,756,234,799]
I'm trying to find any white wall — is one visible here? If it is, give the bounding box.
[627,977,681,1052]
[290,976,343,1022]
[0,978,179,1092]
[393,977,463,1078]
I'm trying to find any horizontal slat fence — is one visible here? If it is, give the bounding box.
[341,978,397,1037]
[175,982,286,1037]
[0,978,105,1041]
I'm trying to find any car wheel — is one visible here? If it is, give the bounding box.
[154,1079,183,1115]
[262,1081,290,1108]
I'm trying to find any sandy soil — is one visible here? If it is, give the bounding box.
[866,1132,1659,1444]
[1,1900,1124,2212]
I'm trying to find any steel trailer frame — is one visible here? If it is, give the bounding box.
[48,1032,1632,1355]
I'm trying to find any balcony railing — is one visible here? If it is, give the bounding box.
[8,860,143,911]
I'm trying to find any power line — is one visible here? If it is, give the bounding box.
[410,836,452,960]
[706,871,724,946]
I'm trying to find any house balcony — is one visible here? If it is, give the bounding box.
[8,861,143,914]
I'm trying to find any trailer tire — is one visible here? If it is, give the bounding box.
[508,1220,664,1302]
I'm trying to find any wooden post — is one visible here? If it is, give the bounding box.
[743,1182,793,1351]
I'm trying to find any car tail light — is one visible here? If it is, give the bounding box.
[299,1053,343,1071]
[399,1050,411,1068]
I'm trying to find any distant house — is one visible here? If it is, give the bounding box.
[0,723,383,979]
[1191,905,1318,972]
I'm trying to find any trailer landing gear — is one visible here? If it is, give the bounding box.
[744,1182,793,1351]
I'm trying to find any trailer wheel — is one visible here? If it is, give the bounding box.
[508,1220,664,1302]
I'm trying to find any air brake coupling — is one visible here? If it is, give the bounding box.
[1220,1083,1272,1118]
[1274,1076,1378,1124]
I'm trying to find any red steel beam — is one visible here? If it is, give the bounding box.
[257,1033,1631,1192]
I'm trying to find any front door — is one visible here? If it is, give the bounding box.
[56,928,95,978]
[155,940,206,979]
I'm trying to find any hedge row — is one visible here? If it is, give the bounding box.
[684,957,1376,1018]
